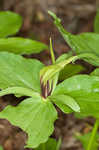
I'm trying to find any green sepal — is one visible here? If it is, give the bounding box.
[56,53,85,81]
[40,55,78,85]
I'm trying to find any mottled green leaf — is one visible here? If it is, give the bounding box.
[0,38,48,54]
[94,9,99,33]
[0,11,22,38]
[52,75,99,117]
[0,96,57,148]
[76,132,99,150]
[49,94,80,113]
[0,52,44,93]
[49,11,99,66]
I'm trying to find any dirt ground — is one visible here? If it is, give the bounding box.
[0,0,98,150]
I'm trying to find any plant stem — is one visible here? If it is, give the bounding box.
[41,143,46,150]
[50,37,55,64]
[86,119,99,150]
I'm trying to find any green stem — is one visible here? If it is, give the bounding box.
[41,143,46,150]
[50,37,55,64]
[86,119,99,150]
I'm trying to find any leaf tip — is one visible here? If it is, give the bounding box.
[48,11,61,23]
[75,105,80,113]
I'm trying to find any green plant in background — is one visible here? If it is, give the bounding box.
[94,9,99,33]
[76,132,99,150]
[0,11,48,54]
[0,11,22,38]
[0,10,99,150]
[0,146,3,150]
[34,138,61,150]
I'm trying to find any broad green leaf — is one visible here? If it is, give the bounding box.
[35,138,61,150]
[0,38,48,54]
[49,94,80,113]
[0,52,44,93]
[0,11,22,38]
[76,132,99,150]
[48,11,99,66]
[59,64,85,81]
[0,96,57,148]
[94,9,99,33]
[0,87,38,97]
[71,34,99,58]
[52,75,99,117]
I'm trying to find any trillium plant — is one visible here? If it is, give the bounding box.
[0,10,99,150]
